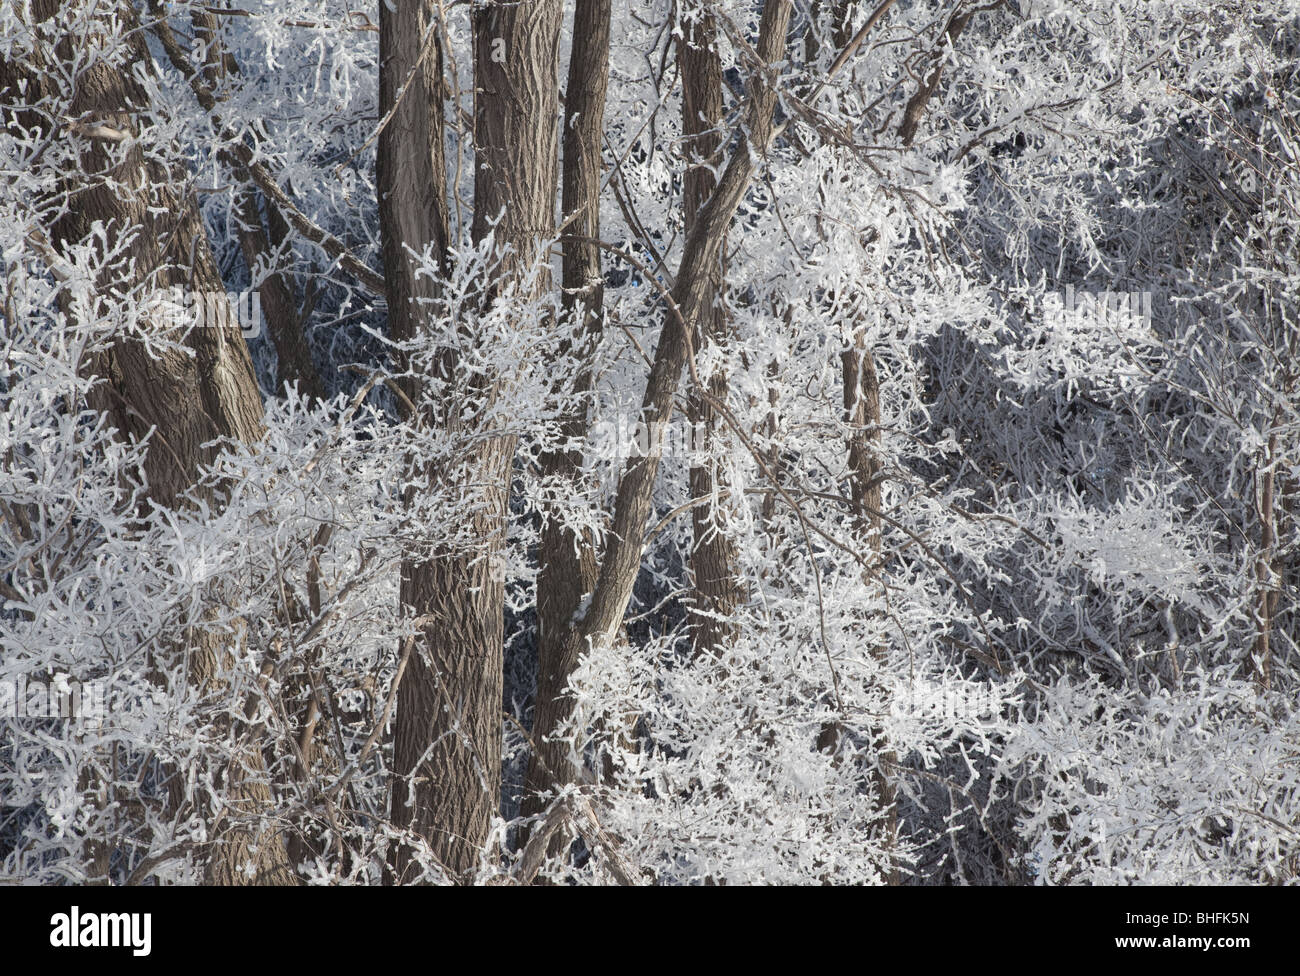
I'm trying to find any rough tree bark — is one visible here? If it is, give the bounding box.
[679,7,745,657]
[376,0,459,883]
[2,0,296,885]
[384,0,563,882]
[522,0,612,824]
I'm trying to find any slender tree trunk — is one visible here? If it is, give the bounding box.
[680,8,744,656]
[1252,421,1280,691]
[512,1,791,874]
[898,2,995,147]
[840,333,898,883]
[188,7,324,401]
[3,0,296,885]
[574,0,793,673]
[375,0,462,883]
[523,0,611,825]
[804,0,900,885]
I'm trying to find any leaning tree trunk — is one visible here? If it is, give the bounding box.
[570,0,794,696]
[517,0,791,875]
[384,0,562,883]
[2,0,295,885]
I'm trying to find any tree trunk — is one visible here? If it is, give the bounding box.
[384,0,562,882]
[805,0,900,885]
[841,334,898,883]
[3,0,296,885]
[574,0,793,678]
[522,0,612,831]
[680,8,744,657]
[188,6,325,401]
[519,0,790,865]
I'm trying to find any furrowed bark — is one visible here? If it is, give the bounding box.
[522,0,611,827]
[680,7,744,657]
[3,0,295,885]
[375,0,462,883]
[385,0,563,882]
[376,0,451,414]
